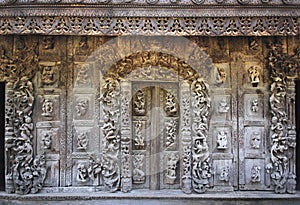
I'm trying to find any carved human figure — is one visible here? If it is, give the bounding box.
[41,98,54,117]
[251,99,259,112]
[20,116,33,141]
[41,132,52,150]
[251,165,261,183]
[250,132,261,149]
[78,36,89,50]
[102,117,117,141]
[218,99,229,113]
[134,121,144,149]
[216,131,228,150]
[219,166,230,182]
[165,153,179,184]
[76,65,90,85]
[133,90,146,116]
[165,92,178,116]
[248,66,260,87]
[75,99,89,117]
[41,66,57,86]
[77,132,88,150]
[216,67,226,85]
[77,163,89,182]
[133,153,145,184]
[88,157,102,181]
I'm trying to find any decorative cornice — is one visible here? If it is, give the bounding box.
[0,16,298,36]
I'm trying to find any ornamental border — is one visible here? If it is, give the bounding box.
[0,16,299,36]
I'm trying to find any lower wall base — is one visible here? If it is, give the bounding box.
[1,190,300,205]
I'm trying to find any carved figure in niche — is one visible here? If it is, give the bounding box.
[42,36,54,50]
[165,153,179,184]
[134,121,144,149]
[165,92,178,116]
[216,67,226,85]
[251,99,259,112]
[41,131,52,150]
[88,157,102,181]
[20,116,33,141]
[77,163,89,182]
[76,64,90,85]
[251,165,261,183]
[250,132,261,149]
[249,38,259,51]
[166,120,177,149]
[218,98,229,113]
[216,131,228,150]
[77,132,88,150]
[75,99,89,117]
[78,36,89,50]
[219,166,230,182]
[133,153,145,184]
[41,98,54,117]
[133,90,146,116]
[102,117,117,141]
[248,66,260,87]
[41,65,57,86]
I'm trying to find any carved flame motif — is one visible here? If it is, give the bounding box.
[100,77,121,192]
[1,45,46,194]
[191,78,212,193]
[267,43,298,194]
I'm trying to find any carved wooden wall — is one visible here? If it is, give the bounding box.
[0,35,299,194]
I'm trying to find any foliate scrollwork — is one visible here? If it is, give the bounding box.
[191,78,212,193]
[100,77,121,192]
[267,43,298,194]
[3,44,46,194]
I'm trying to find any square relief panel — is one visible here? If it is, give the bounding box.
[244,62,263,88]
[73,94,94,120]
[212,126,232,154]
[73,127,95,153]
[213,159,233,186]
[244,159,266,189]
[244,94,264,120]
[37,127,60,154]
[37,95,60,121]
[211,63,230,88]
[244,126,264,158]
[72,159,93,186]
[212,95,231,121]
[38,61,61,88]
[74,62,94,88]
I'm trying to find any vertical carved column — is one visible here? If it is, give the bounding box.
[180,80,192,194]
[100,77,121,192]
[120,80,132,192]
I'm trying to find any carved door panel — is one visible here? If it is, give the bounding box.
[131,82,180,190]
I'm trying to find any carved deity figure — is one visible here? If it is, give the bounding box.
[77,132,88,150]
[77,163,89,182]
[165,92,178,116]
[41,66,57,86]
[251,165,261,183]
[250,132,261,149]
[133,90,146,116]
[102,117,117,141]
[216,131,228,150]
[134,121,144,149]
[216,67,226,85]
[75,99,89,117]
[165,153,179,184]
[248,66,260,87]
[76,64,90,85]
[20,116,33,141]
[41,131,52,150]
[88,157,102,181]
[251,99,259,112]
[219,166,230,182]
[133,153,145,184]
[41,98,54,117]
[218,99,229,113]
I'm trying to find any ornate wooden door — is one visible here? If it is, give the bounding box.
[131,82,180,190]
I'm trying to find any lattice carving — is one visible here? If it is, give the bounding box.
[266,43,299,194]
[0,17,298,36]
[1,44,47,194]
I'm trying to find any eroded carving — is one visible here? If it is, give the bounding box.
[41,130,53,150]
[216,67,226,85]
[165,152,179,184]
[77,163,89,182]
[41,98,54,117]
[133,90,146,116]
[42,36,54,50]
[218,98,229,113]
[75,64,90,86]
[219,166,230,182]
[248,66,260,87]
[251,99,259,112]
[216,131,228,150]
[133,121,145,149]
[251,165,261,183]
[250,131,261,149]
[75,98,89,117]
[77,131,88,151]
[132,153,146,184]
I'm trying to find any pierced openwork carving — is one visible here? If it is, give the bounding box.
[267,43,299,194]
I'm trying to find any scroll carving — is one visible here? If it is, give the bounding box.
[100,77,121,192]
[191,78,212,193]
[267,43,299,194]
[1,44,47,194]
